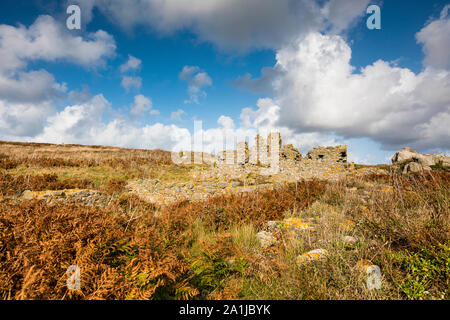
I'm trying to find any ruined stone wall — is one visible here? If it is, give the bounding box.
[306,145,347,164]
[256,134,269,165]
[236,141,249,165]
[267,132,281,170]
[249,146,258,165]
[176,151,216,165]
[267,132,282,158]
[216,133,348,170]
[281,144,302,161]
[217,150,236,165]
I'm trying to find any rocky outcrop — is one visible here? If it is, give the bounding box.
[391,147,419,165]
[392,147,450,173]
[281,144,302,161]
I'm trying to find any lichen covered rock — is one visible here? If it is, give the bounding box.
[296,249,328,264]
[257,231,277,248]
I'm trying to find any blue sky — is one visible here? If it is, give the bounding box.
[0,0,449,164]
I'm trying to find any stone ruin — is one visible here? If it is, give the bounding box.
[306,145,348,163]
[129,133,352,206]
[215,132,348,172]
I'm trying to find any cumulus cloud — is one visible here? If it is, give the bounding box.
[68,86,93,104]
[179,66,212,104]
[120,55,142,73]
[232,67,280,94]
[40,94,110,142]
[416,5,450,70]
[121,76,142,92]
[0,100,56,138]
[69,0,369,51]
[130,94,156,117]
[170,109,186,121]
[234,30,450,153]
[0,70,67,103]
[0,15,115,73]
[217,116,234,130]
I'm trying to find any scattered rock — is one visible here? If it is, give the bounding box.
[257,231,277,248]
[343,236,357,245]
[282,218,312,231]
[226,259,236,266]
[355,259,373,272]
[21,190,33,200]
[281,218,314,240]
[267,221,282,232]
[339,219,355,231]
[296,249,328,265]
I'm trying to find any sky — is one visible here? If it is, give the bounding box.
[0,0,449,164]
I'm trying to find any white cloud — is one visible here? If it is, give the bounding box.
[71,0,369,51]
[416,5,450,70]
[121,76,142,92]
[217,116,234,130]
[0,15,115,73]
[0,100,55,138]
[120,55,142,73]
[0,70,67,103]
[179,66,212,104]
[40,94,109,142]
[170,109,186,121]
[130,94,155,116]
[321,0,371,33]
[68,86,93,104]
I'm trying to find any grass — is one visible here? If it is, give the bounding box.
[231,223,259,254]
[0,141,448,300]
